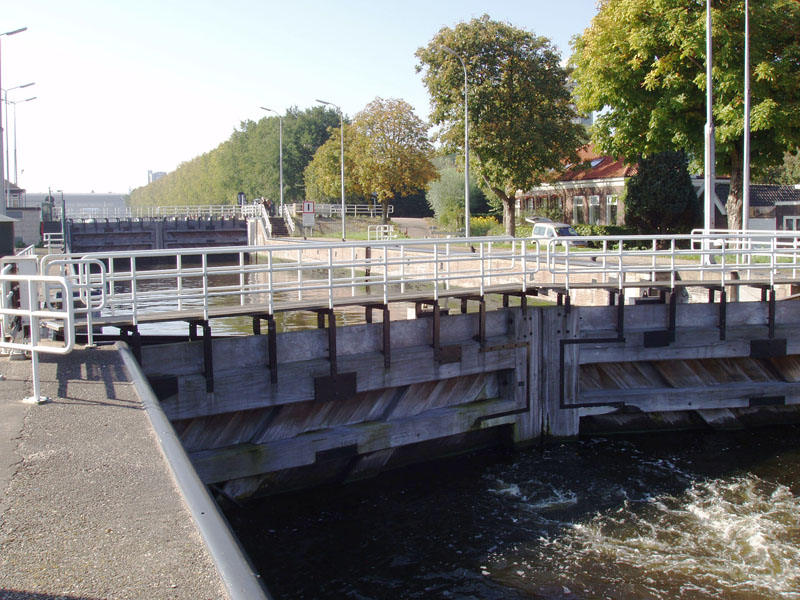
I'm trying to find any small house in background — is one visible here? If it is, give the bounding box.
[520,146,800,231]
[697,181,800,232]
[518,146,636,226]
[2,180,41,246]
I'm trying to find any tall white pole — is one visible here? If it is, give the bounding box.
[260,107,284,211]
[0,27,28,217]
[441,45,470,237]
[3,92,8,205]
[13,96,36,186]
[317,99,346,241]
[704,2,715,236]
[742,0,751,232]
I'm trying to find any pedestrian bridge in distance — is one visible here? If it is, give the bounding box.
[4,230,800,501]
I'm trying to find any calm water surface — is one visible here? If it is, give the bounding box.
[228,427,800,600]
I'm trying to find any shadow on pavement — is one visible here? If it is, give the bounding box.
[1,591,102,600]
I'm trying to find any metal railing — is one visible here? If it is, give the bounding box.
[55,204,262,221]
[42,258,107,347]
[367,224,397,241]
[282,204,296,235]
[43,232,64,252]
[288,203,394,218]
[42,236,531,324]
[545,231,800,290]
[0,273,75,403]
[35,231,800,327]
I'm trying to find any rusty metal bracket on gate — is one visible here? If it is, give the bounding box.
[252,314,278,384]
[364,303,391,369]
[430,299,462,363]
[189,319,213,393]
[310,308,357,402]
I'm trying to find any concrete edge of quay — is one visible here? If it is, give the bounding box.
[116,342,271,600]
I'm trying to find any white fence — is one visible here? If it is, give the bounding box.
[56,204,262,221]
[0,272,75,403]
[34,230,800,327]
[367,224,397,241]
[288,203,394,218]
[4,230,800,401]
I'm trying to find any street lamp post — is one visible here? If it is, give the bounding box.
[2,82,34,204]
[0,26,28,216]
[440,45,470,238]
[703,2,715,239]
[260,107,284,213]
[742,0,751,232]
[317,99,346,241]
[10,96,36,186]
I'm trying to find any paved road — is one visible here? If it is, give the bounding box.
[0,347,226,600]
[390,217,433,239]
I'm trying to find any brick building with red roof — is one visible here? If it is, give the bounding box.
[518,145,636,226]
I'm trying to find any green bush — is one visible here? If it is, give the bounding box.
[573,224,644,249]
[470,216,502,236]
[573,224,635,237]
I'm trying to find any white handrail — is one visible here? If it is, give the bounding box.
[367,224,397,241]
[288,203,394,218]
[0,273,75,403]
[42,258,108,348]
[57,204,262,220]
[35,230,800,327]
[282,204,296,235]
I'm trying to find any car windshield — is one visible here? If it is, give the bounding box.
[556,226,578,236]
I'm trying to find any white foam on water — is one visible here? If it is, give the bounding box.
[491,474,800,599]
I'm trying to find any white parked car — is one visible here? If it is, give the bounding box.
[531,221,588,247]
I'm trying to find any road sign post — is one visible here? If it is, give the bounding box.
[302,201,315,237]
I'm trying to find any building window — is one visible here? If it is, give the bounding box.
[573,195,586,224]
[606,195,618,225]
[588,195,600,225]
[784,216,800,231]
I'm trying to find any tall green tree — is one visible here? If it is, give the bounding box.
[351,98,437,223]
[570,0,800,230]
[416,15,587,236]
[305,98,437,223]
[303,125,365,202]
[625,150,700,234]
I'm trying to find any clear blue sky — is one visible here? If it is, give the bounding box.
[2,0,599,195]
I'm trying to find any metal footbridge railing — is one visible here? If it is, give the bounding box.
[4,230,800,400]
[35,230,800,325]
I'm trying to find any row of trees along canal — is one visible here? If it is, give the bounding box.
[131,5,800,235]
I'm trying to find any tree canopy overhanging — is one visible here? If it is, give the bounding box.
[569,0,800,230]
[416,14,587,236]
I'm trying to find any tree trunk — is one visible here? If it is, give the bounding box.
[484,176,515,237]
[726,143,743,231]
[503,197,516,237]
[382,199,389,225]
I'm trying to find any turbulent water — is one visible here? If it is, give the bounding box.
[228,426,800,600]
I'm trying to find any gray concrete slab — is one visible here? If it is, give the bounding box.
[0,347,227,600]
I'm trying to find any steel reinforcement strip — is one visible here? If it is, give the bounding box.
[116,342,271,600]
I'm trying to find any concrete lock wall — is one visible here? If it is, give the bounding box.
[139,297,800,501]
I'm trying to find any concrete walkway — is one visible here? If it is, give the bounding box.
[0,347,226,600]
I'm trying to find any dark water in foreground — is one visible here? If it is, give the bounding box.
[228,426,800,600]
